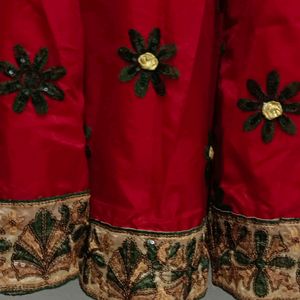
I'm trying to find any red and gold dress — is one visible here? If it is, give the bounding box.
[210,1,300,299]
[80,0,219,299]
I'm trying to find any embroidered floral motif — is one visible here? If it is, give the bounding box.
[210,207,300,300]
[12,208,72,280]
[0,192,89,295]
[118,28,179,97]
[0,45,66,114]
[237,70,300,143]
[235,230,295,298]
[0,210,25,235]
[80,221,208,300]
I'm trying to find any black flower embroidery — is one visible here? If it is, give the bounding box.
[237,71,300,143]
[0,45,66,114]
[118,28,179,97]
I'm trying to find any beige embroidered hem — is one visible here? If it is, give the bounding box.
[80,220,209,300]
[209,207,300,300]
[0,192,89,295]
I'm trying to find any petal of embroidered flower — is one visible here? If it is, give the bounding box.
[0,80,21,95]
[254,231,268,257]
[135,72,151,98]
[283,103,300,114]
[268,256,295,269]
[118,47,137,62]
[13,45,31,68]
[151,73,166,96]
[266,70,280,98]
[244,113,263,131]
[158,64,180,79]
[234,251,252,266]
[41,82,64,100]
[128,29,146,54]
[278,115,296,135]
[13,90,30,113]
[43,66,66,81]
[147,28,161,53]
[279,82,300,101]
[237,98,261,111]
[32,92,48,115]
[119,65,139,82]
[157,44,177,61]
[34,48,49,70]
[254,270,269,298]
[0,62,18,78]
[262,120,275,143]
[247,79,269,102]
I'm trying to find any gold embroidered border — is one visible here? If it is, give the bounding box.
[80,220,209,300]
[0,192,90,295]
[209,207,300,300]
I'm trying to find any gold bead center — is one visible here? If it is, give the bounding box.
[262,101,283,120]
[138,52,159,71]
[208,146,215,160]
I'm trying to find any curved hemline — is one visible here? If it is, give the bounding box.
[0,274,78,296]
[211,280,245,300]
[0,190,90,205]
[211,206,300,224]
[80,279,208,300]
[211,279,299,300]
[89,218,207,237]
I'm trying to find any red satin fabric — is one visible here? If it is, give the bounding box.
[218,0,300,218]
[82,0,219,231]
[0,0,88,199]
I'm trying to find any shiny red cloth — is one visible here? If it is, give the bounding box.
[81,0,219,231]
[218,0,300,218]
[0,0,88,200]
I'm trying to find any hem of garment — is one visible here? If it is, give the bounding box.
[80,219,209,299]
[209,206,300,300]
[1,274,78,296]
[0,191,90,295]
[211,279,299,300]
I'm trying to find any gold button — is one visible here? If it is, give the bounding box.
[138,52,159,71]
[208,146,215,160]
[262,101,283,120]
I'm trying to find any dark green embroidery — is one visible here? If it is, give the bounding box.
[212,222,248,270]
[0,45,66,114]
[170,238,209,299]
[0,238,11,252]
[145,239,163,270]
[11,202,87,280]
[80,227,106,285]
[234,230,296,298]
[118,28,179,97]
[107,239,156,298]
[11,208,72,279]
[237,70,300,143]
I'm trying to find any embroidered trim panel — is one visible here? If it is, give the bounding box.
[209,207,300,300]
[0,192,89,295]
[80,220,209,300]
